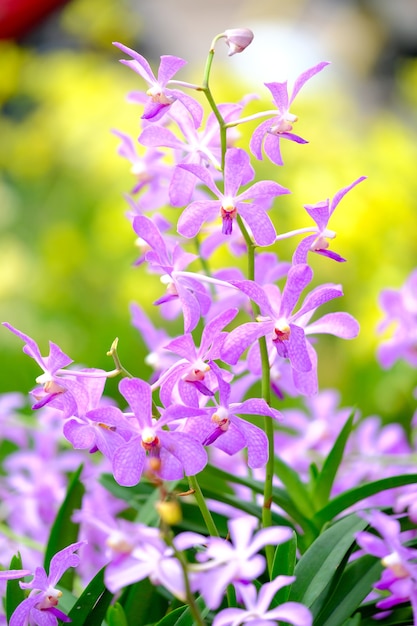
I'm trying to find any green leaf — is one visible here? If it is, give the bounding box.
[311,414,355,510]
[313,474,417,526]
[274,455,316,518]
[67,566,113,626]
[155,596,209,626]
[118,578,169,625]
[5,553,26,623]
[289,513,368,608]
[106,602,128,626]
[316,554,382,626]
[44,463,85,590]
[270,530,297,605]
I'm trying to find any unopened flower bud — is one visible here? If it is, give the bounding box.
[223,28,254,56]
[156,499,182,526]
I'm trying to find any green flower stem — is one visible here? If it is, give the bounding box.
[188,474,219,538]
[162,526,206,626]
[236,215,274,574]
[200,40,227,171]
[107,338,134,378]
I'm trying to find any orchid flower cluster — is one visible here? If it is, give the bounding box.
[2,27,417,626]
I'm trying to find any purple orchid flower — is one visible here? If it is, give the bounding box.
[2,323,107,418]
[221,264,359,395]
[87,377,207,486]
[0,541,85,626]
[213,576,312,626]
[355,510,417,619]
[139,101,249,207]
[177,147,290,246]
[156,308,238,407]
[291,176,367,264]
[113,42,203,127]
[377,269,417,369]
[250,61,329,165]
[112,129,171,209]
[182,515,293,609]
[183,361,282,468]
[132,214,211,332]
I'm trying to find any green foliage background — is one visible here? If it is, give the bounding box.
[1,0,417,424]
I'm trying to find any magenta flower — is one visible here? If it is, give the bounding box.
[113,42,203,127]
[183,363,281,468]
[355,510,417,619]
[156,308,238,407]
[222,28,254,56]
[377,269,417,369]
[0,541,85,626]
[213,576,312,626]
[139,102,245,207]
[132,215,211,332]
[221,264,359,395]
[187,515,293,609]
[292,176,367,263]
[2,323,106,418]
[177,147,290,246]
[87,377,207,486]
[250,61,329,165]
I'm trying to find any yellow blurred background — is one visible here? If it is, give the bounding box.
[1,0,417,423]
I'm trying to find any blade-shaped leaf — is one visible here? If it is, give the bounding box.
[274,455,317,519]
[67,566,113,626]
[106,602,129,626]
[312,414,355,510]
[270,530,297,605]
[313,473,417,526]
[317,554,382,626]
[5,553,26,623]
[118,577,169,625]
[289,513,368,608]
[155,596,209,626]
[44,463,85,590]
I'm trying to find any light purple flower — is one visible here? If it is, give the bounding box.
[139,102,245,207]
[213,576,312,626]
[222,28,254,56]
[250,62,329,165]
[177,147,290,246]
[221,264,359,394]
[355,510,417,618]
[156,308,238,407]
[187,515,293,609]
[2,323,107,418]
[113,42,203,127]
[292,176,367,263]
[132,215,211,332]
[377,269,417,368]
[183,362,281,468]
[112,129,171,208]
[1,541,85,626]
[88,377,207,486]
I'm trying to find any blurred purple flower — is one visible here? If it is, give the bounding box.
[213,575,312,626]
[250,62,329,165]
[292,176,366,264]
[377,269,417,368]
[113,42,203,127]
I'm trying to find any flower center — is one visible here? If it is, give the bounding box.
[269,112,298,134]
[141,427,160,451]
[146,86,173,105]
[220,197,238,235]
[211,406,230,431]
[184,361,210,382]
[272,317,291,341]
[381,551,410,578]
